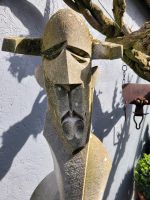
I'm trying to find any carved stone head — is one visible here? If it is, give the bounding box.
[42,9,94,151]
[2,8,122,153]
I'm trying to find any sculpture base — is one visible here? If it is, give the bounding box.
[30,172,59,200]
[31,134,111,200]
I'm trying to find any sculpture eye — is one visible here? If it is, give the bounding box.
[44,51,62,60]
[67,46,90,63]
[42,41,66,60]
[67,46,90,58]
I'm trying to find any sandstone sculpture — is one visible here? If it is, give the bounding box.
[2,9,123,200]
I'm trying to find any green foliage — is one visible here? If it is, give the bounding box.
[134,154,150,200]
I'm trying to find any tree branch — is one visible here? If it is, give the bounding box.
[83,1,116,37]
[123,49,150,81]
[112,0,126,35]
[107,21,150,55]
[63,0,79,12]
[65,0,118,37]
[75,0,103,31]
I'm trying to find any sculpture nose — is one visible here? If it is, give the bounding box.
[63,50,84,84]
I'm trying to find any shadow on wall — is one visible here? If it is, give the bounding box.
[92,82,123,141]
[134,125,150,161]
[126,0,150,27]
[7,55,41,82]
[0,0,51,82]
[115,170,134,200]
[102,99,133,200]
[114,125,150,200]
[0,0,52,180]
[142,125,150,154]
[101,75,150,200]
[0,90,47,181]
[0,0,51,36]
[92,81,133,199]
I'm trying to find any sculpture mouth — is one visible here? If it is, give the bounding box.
[61,111,84,140]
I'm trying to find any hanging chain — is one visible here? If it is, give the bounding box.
[122,64,127,121]
[122,64,127,85]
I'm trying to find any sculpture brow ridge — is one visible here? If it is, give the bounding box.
[42,41,67,55]
[42,41,90,59]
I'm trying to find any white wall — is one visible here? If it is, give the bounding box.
[0,1,149,200]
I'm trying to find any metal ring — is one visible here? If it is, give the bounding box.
[122,64,127,72]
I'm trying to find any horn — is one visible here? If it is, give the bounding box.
[92,39,123,59]
[2,37,42,56]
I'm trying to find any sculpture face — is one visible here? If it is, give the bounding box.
[42,9,93,150]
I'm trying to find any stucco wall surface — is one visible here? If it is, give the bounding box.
[0,0,149,200]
